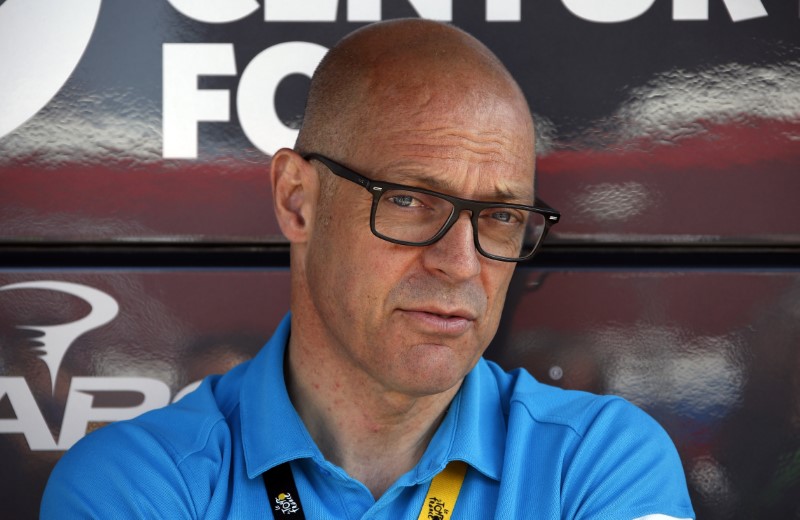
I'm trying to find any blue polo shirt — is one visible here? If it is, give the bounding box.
[42,314,695,519]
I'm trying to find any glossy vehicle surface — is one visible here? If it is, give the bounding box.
[1,0,798,517]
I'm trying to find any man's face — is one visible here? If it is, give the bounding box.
[303,80,535,397]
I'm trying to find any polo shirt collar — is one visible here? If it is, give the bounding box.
[240,313,506,482]
[241,314,319,479]
[410,357,506,484]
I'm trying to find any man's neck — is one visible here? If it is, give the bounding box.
[285,335,461,499]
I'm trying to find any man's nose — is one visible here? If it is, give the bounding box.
[422,211,482,280]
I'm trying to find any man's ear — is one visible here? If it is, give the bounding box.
[270,148,319,243]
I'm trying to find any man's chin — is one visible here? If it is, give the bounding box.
[389,342,481,396]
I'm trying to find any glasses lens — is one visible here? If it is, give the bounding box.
[373,188,454,243]
[476,207,546,260]
[372,187,547,261]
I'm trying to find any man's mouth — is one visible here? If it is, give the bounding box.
[399,308,476,335]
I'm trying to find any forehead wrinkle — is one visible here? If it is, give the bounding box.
[375,115,531,164]
[388,127,521,160]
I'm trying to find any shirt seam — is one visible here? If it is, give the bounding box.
[509,392,625,440]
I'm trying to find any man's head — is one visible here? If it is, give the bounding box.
[270,19,536,397]
[295,19,532,163]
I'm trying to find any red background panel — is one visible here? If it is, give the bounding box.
[0,161,278,241]
[541,119,800,244]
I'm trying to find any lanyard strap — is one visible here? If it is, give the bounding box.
[263,462,306,519]
[263,460,468,520]
[417,460,467,520]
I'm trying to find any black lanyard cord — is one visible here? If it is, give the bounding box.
[263,461,307,519]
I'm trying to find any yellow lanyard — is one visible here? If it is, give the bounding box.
[265,459,467,519]
[416,460,468,520]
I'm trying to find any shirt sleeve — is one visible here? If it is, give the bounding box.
[560,397,696,520]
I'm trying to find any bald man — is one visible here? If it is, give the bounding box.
[42,20,695,519]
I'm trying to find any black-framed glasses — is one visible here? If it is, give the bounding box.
[304,153,560,262]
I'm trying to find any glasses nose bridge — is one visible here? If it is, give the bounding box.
[437,200,481,247]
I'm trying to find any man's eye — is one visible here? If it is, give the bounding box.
[491,211,513,222]
[389,195,418,207]
[486,209,525,225]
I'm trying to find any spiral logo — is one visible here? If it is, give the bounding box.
[0,281,119,393]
